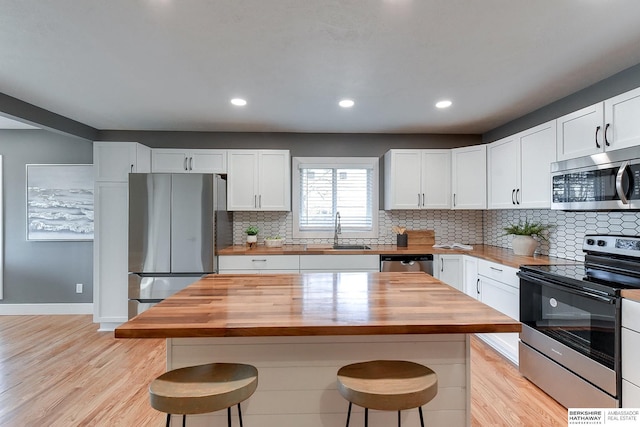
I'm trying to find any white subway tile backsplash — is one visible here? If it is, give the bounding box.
[231,209,640,262]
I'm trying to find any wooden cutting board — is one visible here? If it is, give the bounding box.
[405,229,435,246]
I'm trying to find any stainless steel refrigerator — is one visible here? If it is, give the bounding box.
[128,173,232,318]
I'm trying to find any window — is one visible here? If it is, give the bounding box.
[293,157,379,239]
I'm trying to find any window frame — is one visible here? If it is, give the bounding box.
[292,157,379,239]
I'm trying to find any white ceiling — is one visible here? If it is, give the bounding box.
[2,0,640,134]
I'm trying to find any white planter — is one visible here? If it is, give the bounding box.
[246,235,258,243]
[512,235,538,256]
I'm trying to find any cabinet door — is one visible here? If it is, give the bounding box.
[152,149,190,173]
[478,276,518,320]
[93,182,129,326]
[190,149,227,174]
[452,145,486,209]
[227,151,259,210]
[422,150,451,209]
[257,150,291,211]
[487,137,518,209]
[604,87,640,151]
[436,255,462,291]
[557,103,604,160]
[383,150,422,209]
[94,142,138,182]
[519,120,556,208]
[462,256,479,299]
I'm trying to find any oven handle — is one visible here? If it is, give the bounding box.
[518,272,616,304]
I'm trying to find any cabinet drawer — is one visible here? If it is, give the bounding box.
[299,255,379,271]
[622,299,640,332]
[623,379,640,407]
[218,255,299,271]
[477,260,519,288]
[622,327,640,387]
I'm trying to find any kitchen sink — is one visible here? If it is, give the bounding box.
[332,244,372,250]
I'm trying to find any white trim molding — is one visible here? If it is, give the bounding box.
[0,303,93,315]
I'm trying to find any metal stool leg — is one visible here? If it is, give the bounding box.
[398,410,401,427]
[419,406,425,427]
[345,402,352,427]
[364,407,368,427]
[238,403,244,427]
[227,406,232,427]
[166,414,171,427]
[182,414,186,427]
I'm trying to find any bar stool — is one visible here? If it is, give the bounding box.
[149,362,258,427]
[336,360,438,427]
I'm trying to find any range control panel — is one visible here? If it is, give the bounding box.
[583,235,640,258]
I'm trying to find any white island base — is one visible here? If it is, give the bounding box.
[166,334,471,427]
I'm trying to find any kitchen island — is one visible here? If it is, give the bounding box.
[116,272,520,427]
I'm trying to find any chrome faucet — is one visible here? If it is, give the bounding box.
[333,211,341,246]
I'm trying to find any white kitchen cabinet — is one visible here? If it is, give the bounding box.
[451,145,486,209]
[434,254,463,291]
[94,141,150,182]
[622,298,640,407]
[383,149,451,209]
[557,87,640,161]
[462,255,479,299]
[218,255,300,273]
[93,141,150,331]
[227,150,291,211]
[151,149,227,173]
[299,255,379,273]
[488,120,556,209]
[476,259,520,365]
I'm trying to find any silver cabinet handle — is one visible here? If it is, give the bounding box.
[418,193,421,208]
[259,195,262,208]
[254,195,257,208]
[422,193,425,207]
[490,266,503,272]
[189,157,193,170]
[251,259,267,262]
[453,193,456,207]
[440,258,444,272]
[616,161,630,205]
[184,157,188,171]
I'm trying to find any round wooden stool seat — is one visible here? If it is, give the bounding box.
[149,363,258,416]
[337,360,437,412]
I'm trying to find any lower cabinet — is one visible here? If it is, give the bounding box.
[218,255,300,274]
[434,254,463,291]
[462,256,479,299]
[475,259,520,366]
[622,299,640,407]
[299,255,379,273]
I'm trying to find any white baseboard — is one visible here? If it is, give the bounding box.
[0,303,93,315]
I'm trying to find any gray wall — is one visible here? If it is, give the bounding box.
[484,62,640,142]
[0,130,93,304]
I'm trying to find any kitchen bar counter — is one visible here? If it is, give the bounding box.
[115,272,518,426]
[217,243,569,269]
[115,272,520,339]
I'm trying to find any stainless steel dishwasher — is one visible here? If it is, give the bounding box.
[380,255,434,275]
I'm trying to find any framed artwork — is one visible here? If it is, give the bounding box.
[26,164,94,241]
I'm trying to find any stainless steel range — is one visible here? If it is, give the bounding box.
[518,235,640,408]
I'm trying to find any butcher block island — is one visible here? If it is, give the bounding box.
[116,272,520,427]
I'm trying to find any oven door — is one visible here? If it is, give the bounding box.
[519,271,620,398]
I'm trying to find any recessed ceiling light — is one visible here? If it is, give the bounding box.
[230,98,247,106]
[339,99,355,108]
[435,100,452,109]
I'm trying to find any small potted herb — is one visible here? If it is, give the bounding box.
[264,235,285,248]
[503,220,551,256]
[245,225,259,248]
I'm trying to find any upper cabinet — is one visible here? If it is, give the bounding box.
[151,149,227,173]
[451,145,486,209]
[383,149,451,209]
[94,142,151,182]
[557,87,640,161]
[227,150,291,211]
[488,120,557,209]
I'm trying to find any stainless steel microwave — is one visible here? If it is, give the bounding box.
[551,146,640,210]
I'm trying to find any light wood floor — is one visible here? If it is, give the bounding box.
[0,315,567,426]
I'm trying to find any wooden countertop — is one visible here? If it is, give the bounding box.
[217,244,569,269]
[622,289,640,302]
[115,272,521,339]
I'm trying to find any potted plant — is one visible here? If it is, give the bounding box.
[503,220,551,256]
[245,225,259,248]
[264,235,285,248]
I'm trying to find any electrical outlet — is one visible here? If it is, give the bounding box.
[76,283,83,293]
